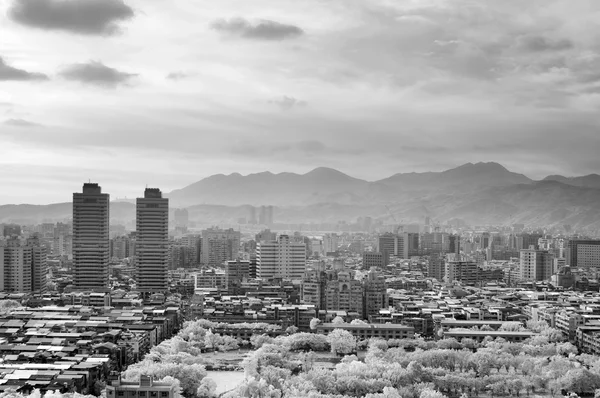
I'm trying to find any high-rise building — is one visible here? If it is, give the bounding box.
[174,209,189,230]
[27,235,48,295]
[1,238,32,292]
[257,235,306,280]
[325,270,363,315]
[363,268,387,319]
[255,229,277,243]
[110,236,132,260]
[568,240,600,269]
[323,234,340,254]
[377,232,419,259]
[201,228,241,267]
[136,188,169,293]
[259,206,274,226]
[519,248,554,281]
[225,259,250,294]
[73,183,110,291]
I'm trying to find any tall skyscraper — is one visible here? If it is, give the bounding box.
[257,234,306,280]
[136,188,169,293]
[73,183,110,291]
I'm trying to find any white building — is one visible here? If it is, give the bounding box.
[257,235,307,280]
[519,248,554,281]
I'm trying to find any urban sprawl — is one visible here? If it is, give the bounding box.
[2,183,600,397]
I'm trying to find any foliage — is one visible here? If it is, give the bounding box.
[327,329,356,356]
[122,360,207,397]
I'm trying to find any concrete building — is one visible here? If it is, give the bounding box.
[519,248,554,281]
[363,269,387,319]
[106,375,178,398]
[568,239,600,269]
[444,260,478,285]
[73,183,110,290]
[325,270,363,315]
[323,234,340,254]
[27,235,48,295]
[201,228,241,267]
[1,238,32,292]
[136,188,169,293]
[257,235,306,280]
[363,252,389,269]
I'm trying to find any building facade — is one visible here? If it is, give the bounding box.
[73,183,110,290]
[136,188,169,293]
[257,235,306,280]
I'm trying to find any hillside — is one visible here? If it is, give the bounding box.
[3,163,600,229]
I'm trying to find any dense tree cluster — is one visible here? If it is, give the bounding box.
[226,330,600,398]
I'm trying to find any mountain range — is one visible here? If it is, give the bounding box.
[2,162,600,229]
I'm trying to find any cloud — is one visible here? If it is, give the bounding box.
[0,57,48,81]
[8,0,134,36]
[211,18,304,40]
[166,72,190,80]
[59,61,137,87]
[269,96,307,110]
[517,36,573,53]
[4,118,41,127]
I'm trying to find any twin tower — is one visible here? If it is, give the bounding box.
[72,183,169,292]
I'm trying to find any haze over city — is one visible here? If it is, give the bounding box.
[2,0,600,203]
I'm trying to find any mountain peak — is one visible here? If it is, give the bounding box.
[305,167,351,178]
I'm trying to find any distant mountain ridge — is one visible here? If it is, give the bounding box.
[166,161,533,207]
[3,162,600,229]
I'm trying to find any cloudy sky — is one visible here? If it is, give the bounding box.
[1,0,600,204]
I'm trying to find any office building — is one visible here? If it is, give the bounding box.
[136,188,169,293]
[568,240,600,269]
[519,248,554,281]
[377,232,419,259]
[201,228,241,267]
[257,235,306,280]
[73,183,110,290]
[363,251,389,269]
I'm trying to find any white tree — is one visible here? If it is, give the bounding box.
[327,328,356,356]
[331,316,345,325]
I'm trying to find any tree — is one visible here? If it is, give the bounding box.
[122,360,207,397]
[196,378,217,398]
[420,388,447,398]
[0,300,20,314]
[499,322,525,332]
[332,316,345,325]
[351,319,368,325]
[327,329,356,356]
[309,318,321,331]
[285,326,299,334]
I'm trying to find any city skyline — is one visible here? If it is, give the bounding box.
[3,0,600,203]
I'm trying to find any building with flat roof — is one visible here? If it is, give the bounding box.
[316,323,415,340]
[106,375,177,398]
[136,188,169,293]
[568,240,600,269]
[72,183,110,291]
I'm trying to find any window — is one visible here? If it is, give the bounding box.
[161,393,169,397]
[117,392,124,397]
